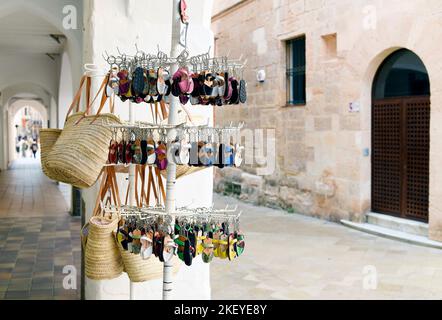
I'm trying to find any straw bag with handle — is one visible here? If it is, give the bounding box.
[116,165,179,282]
[161,164,206,180]
[40,76,91,182]
[45,74,121,188]
[40,128,62,181]
[83,166,124,280]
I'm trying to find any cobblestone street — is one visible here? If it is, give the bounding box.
[211,194,442,300]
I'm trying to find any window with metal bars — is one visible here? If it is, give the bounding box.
[286,36,306,105]
[224,181,242,196]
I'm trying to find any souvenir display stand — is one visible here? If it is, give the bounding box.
[96,1,247,300]
[40,0,247,301]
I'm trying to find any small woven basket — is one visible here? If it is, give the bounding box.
[45,112,121,189]
[114,231,180,282]
[84,215,124,280]
[161,165,206,179]
[39,128,62,181]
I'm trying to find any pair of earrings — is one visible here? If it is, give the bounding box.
[108,138,166,168]
[189,142,244,167]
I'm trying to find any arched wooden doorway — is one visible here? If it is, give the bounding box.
[372,49,430,222]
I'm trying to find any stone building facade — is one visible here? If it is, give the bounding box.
[211,0,442,241]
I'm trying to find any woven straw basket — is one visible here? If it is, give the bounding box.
[84,215,124,280]
[114,232,180,282]
[161,165,206,179]
[45,112,121,189]
[40,128,62,181]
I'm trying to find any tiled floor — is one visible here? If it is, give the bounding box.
[211,194,442,300]
[0,158,71,218]
[0,158,81,300]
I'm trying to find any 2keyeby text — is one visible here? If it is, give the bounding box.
[174,304,267,318]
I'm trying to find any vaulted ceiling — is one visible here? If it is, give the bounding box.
[0,10,65,56]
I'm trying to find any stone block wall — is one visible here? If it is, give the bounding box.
[211,0,442,234]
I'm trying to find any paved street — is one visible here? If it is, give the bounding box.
[1,159,442,300]
[211,194,442,300]
[0,158,81,300]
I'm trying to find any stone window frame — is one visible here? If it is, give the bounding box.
[285,35,306,107]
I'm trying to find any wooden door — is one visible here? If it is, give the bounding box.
[372,96,430,222]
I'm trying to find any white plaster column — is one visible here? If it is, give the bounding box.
[7,107,14,165]
[57,50,73,129]
[82,0,214,300]
[0,106,5,171]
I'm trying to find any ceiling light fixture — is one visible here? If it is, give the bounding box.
[49,34,66,44]
[45,53,60,61]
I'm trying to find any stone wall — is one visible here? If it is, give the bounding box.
[211,0,442,236]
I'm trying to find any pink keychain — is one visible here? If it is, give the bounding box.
[180,0,189,24]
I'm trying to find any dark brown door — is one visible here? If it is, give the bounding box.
[372,96,430,222]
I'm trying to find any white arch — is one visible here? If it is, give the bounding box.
[5,99,48,165]
[0,0,83,87]
[0,1,82,169]
[0,83,55,170]
[0,55,60,99]
[8,99,48,123]
[1,82,53,110]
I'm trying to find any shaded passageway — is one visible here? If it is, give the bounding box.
[0,0,83,299]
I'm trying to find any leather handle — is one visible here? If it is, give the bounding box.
[135,165,140,207]
[92,166,121,217]
[138,165,148,206]
[86,74,109,116]
[108,166,121,208]
[65,75,91,122]
[92,168,107,216]
[159,100,169,120]
[90,73,114,124]
[154,101,159,123]
[76,74,110,125]
[147,166,159,206]
[85,77,91,113]
[155,167,166,205]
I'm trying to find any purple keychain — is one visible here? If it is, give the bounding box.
[155,142,168,170]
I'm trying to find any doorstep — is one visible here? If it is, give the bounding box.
[340,219,442,250]
[366,212,428,237]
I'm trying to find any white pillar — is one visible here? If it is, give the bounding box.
[0,106,5,171]
[83,0,214,300]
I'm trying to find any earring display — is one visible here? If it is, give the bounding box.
[107,205,244,267]
[36,1,250,300]
[78,14,247,299]
[104,123,244,170]
[102,48,247,108]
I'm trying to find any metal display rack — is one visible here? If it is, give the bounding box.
[98,0,246,300]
